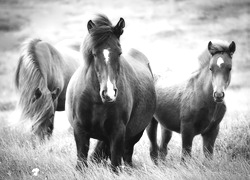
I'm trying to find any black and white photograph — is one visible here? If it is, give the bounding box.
[0,0,249,179]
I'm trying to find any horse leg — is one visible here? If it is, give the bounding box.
[181,123,195,161]
[90,140,110,163]
[74,128,90,170]
[146,117,159,165]
[202,125,219,159]
[110,126,125,171]
[123,130,144,167]
[159,126,172,161]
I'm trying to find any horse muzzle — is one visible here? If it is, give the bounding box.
[213,91,225,103]
[101,88,118,103]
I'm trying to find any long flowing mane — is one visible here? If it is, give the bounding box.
[14,39,53,133]
[197,40,231,70]
[15,39,43,89]
[80,14,118,68]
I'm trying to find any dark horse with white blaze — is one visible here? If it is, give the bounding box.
[15,38,81,140]
[147,40,236,164]
[66,15,156,170]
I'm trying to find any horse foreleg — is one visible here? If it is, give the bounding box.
[146,117,159,165]
[159,126,172,161]
[74,128,90,170]
[202,125,219,159]
[181,123,195,161]
[110,126,125,172]
[123,130,144,167]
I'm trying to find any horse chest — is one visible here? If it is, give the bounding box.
[193,107,213,133]
[83,103,122,139]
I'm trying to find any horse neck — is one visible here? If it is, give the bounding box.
[195,67,214,103]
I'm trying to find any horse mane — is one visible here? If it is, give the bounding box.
[81,14,118,68]
[15,38,43,89]
[197,40,231,70]
[15,38,53,133]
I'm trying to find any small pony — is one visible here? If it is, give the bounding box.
[147,40,236,164]
[66,14,156,170]
[15,38,81,140]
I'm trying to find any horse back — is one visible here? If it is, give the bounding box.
[127,48,154,78]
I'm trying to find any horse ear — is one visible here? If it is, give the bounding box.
[51,87,60,100]
[87,20,95,32]
[229,41,236,56]
[208,41,216,56]
[114,18,125,38]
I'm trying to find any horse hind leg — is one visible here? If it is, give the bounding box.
[159,126,172,161]
[146,117,159,165]
[202,125,219,159]
[123,130,144,167]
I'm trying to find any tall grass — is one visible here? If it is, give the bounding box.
[1,0,250,179]
[0,109,249,180]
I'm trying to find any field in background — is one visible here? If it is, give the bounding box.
[0,0,250,179]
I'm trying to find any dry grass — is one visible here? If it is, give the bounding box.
[0,110,250,179]
[0,0,250,179]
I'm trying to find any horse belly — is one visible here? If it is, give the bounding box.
[126,108,155,138]
[154,106,181,133]
[125,90,156,138]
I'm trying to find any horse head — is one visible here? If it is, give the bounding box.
[30,86,60,140]
[86,16,125,103]
[208,41,236,103]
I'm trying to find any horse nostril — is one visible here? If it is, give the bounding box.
[102,90,106,98]
[114,88,118,97]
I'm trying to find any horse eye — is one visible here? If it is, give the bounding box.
[35,88,42,99]
[228,68,232,71]
[209,67,212,71]
[52,93,57,100]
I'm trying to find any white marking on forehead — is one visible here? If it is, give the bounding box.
[103,49,110,64]
[106,76,115,99]
[217,57,224,68]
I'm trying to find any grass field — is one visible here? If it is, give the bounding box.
[0,0,250,179]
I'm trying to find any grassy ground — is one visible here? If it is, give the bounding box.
[0,0,250,179]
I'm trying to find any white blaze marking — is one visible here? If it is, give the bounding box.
[103,49,110,64]
[217,57,224,68]
[106,76,115,99]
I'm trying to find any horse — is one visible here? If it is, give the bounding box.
[15,38,81,140]
[146,40,236,164]
[65,14,156,170]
